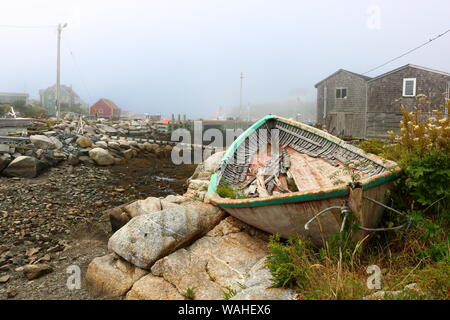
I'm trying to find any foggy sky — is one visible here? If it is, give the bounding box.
[1,0,449,119]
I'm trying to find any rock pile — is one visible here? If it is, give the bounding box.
[0,119,174,178]
[85,152,298,300]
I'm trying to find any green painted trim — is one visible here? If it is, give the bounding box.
[208,173,218,194]
[222,115,276,163]
[213,171,400,208]
[207,114,401,208]
[208,114,275,193]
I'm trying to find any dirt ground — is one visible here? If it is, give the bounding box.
[0,156,196,300]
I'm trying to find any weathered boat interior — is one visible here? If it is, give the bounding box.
[216,117,392,198]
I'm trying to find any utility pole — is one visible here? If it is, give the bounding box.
[235,72,244,130]
[55,23,67,119]
[240,72,244,110]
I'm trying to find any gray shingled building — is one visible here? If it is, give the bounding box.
[315,64,450,139]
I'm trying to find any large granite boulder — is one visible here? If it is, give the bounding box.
[125,275,185,300]
[150,217,270,300]
[89,148,115,165]
[108,202,226,269]
[107,196,187,232]
[2,156,46,178]
[85,253,148,298]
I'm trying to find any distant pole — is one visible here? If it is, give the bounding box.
[240,72,244,110]
[55,23,67,119]
[236,72,244,130]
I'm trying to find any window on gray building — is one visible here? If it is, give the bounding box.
[402,78,416,97]
[336,88,347,99]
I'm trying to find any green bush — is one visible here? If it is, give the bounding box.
[400,150,450,212]
[357,139,386,155]
[266,235,315,290]
[216,180,246,199]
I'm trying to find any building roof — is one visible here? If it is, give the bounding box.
[314,69,372,88]
[94,98,120,110]
[0,92,29,97]
[40,84,81,97]
[367,64,450,82]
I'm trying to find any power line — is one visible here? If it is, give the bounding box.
[362,28,450,75]
[65,36,94,106]
[0,24,55,29]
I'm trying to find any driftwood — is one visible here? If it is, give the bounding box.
[242,146,293,197]
[255,169,270,197]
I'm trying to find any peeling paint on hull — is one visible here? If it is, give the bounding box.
[211,182,390,246]
[208,115,401,246]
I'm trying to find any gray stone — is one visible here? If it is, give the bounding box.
[95,141,108,149]
[85,253,148,298]
[188,151,225,181]
[108,203,226,269]
[0,144,10,153]
[107,197,162,232]
[125,197,162,218]
[0,153,12,172]
[150,218,269,300]
[22,263,53,280]
[123,149,134,159]
[0,275,11,283]
[76,136,93,148]
[125,275,185,300]
[30,135,60,150]
[164,195,189,204]
[68,154,80,166]
[89,148,115,165]
[97,124,118,134]
[49,136,63,149]
[231,257,298,300]
[108,141,121,151]
[2,156,46,178]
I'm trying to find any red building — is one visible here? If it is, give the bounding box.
[89,98,121,118]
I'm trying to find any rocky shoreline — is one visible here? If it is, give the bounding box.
[1,119,173,179]
[0,155,196,299]
[84,152,298,300]
[1,121,298,300]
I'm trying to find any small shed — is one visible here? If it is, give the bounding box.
[89,99,121,118]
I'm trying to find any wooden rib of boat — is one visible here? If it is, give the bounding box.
[207,115,401,245]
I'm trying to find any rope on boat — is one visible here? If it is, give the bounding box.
[304,201,413,233]
[304,206,343,231]
[363,196,405,216]
[358,218,414,232]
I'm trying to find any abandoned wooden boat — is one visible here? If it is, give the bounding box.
[207,115,401,245]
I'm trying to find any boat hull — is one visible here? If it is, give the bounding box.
[211,182,391,245]
[207,115,401,246]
